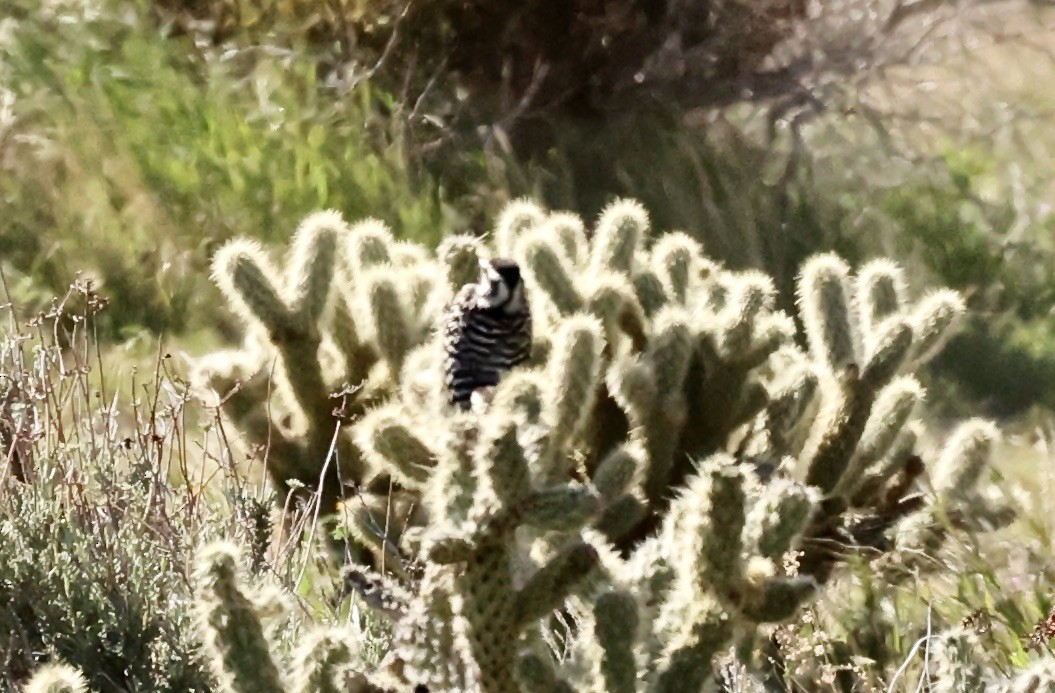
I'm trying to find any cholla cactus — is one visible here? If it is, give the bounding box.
[191,542,384,693]
[925,626,1055,693]
[195,212,445,514]
[1005,656,1055,692]
[195,198,1001,690]
[23,663,88,693]
[193,543,287,692]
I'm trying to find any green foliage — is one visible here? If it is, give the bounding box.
[192,198,1016,690]
[0,0,451,339]
[882,165,1008,293]
[0,476,210,690]
[865,142,1055,416]
[154,0,812,135]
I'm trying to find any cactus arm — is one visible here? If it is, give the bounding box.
[193,544,286,693]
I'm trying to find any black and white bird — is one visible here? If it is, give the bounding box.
[442,258,532,409]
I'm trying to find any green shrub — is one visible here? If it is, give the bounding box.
[0,0,452,340]
[0,279,366,690]
[0,475,211,691]
[871,146,1055,416]
[0,288,213,689]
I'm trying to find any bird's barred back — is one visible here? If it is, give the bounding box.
[443,286,531,408]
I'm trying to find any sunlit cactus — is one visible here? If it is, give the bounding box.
[519,230,583,316]
[631,268,668,317]
[694,459,749,594]
[290,627,362,693]
[544,315,604,461]
[1005,655,1055,692]
[344,218,394,272]
[763,363,819,455]
[191,543,393,693]
[194,197,996,691]
[909,288,966,366]
[590,199,648,273]
[650,231,703,303]
[212,240,294,335]
[931,418,999,499]
[438,234,483,291]
[193,543,286,693]
[652,593,733,693]
[585,272,648,351]
[836,375,923,497]
[354,405,435,488]
[544,211,589,265]
[798,253,860,373]
[747,477,818,561]
[516,652,575,693]
[358,270,414,372]
[855,258,906,337]
[23,663,89,693]
[495,198,546,258]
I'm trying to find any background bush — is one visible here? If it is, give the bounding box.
[0,0,460,341]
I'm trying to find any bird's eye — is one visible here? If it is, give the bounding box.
[490,279,501,294]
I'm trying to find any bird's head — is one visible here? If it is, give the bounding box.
[475,258,526,313]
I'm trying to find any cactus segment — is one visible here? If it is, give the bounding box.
[591,199,648,274]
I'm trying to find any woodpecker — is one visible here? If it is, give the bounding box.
[442,258,532,409]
